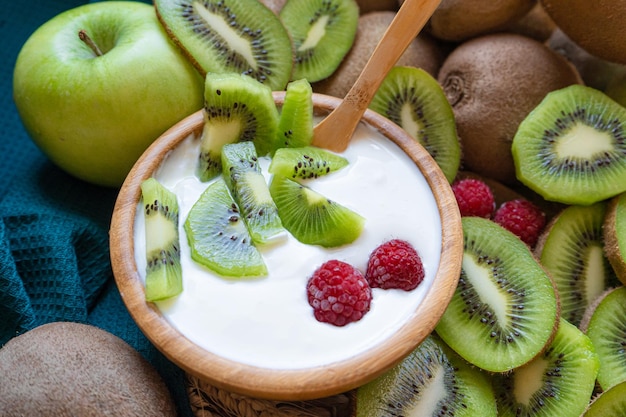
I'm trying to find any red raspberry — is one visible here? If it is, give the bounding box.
[306,260,372,327]
[365,239,425,291]
[451,178,495,218]
[494,199,546,248]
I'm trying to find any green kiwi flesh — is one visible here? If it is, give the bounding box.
[604,192,626,284]
[354,335,497,416]
[154,0,293,90]
[492,318,599,417]
[140,178,183,301]
[512,84,626,205]
[535,202,619,327]
[184,177,267,277]
[276,79,315,149]
[268,146,348,179]
[279,0,359,82]
[435,216,559,373]
[221,141,284,244]
[583,379,626,416]
[197,72,279,181]
[585,286,626,391]
[369,66,461,183]
[269,174,364,247]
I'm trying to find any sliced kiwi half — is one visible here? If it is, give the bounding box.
[276,79,315,149]
[140,178,183,302]
[221,141,284,244]
[279,0,359,82]
[184,177,267,277]
[512,84,626,206]
[268,146,348,180]
[583,379,626,416]
[197,72,280,181]
[534,202,619,327]
[369,66,461,183]
[492,318,599,417]
[268,174,364,247]
[354,335,497,416]
[435,216,559,373]
[154,0,293,91]
[603,191,626,284]
[584,286,626,391]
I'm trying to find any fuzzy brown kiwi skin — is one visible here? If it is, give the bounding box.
[438,33,582,186]
[504,1,557,42]
[0,322,177,416]
[603,195,626,286]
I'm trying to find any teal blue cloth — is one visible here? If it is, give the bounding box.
[1,1,192,415]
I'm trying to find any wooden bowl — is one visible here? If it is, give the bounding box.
[110,92,463,401]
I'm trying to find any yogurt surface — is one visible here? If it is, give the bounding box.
[134,122,443,370]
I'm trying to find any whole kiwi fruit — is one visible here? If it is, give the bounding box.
[540,0,626,65]
[313,10,443,98]
[438,33,582,185]
[0,322,177,417]
[504,1,556,42]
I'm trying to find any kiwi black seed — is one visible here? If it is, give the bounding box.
[154,0,293,91]
[603,191,626,285]
[369,66,461,183]
[534,202,619,327]
[0,322,177,416]
[438,32,581,186]
[279,0,359,83]
[184,177,267,277]
[584,286,626,392]
[140,178,183,302]
[435,216,559,373]
[582,379,626,416]
[354,335,497,416]
[512,84,626,206]
[492,318,599,417]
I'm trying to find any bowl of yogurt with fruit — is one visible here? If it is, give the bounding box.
[110,74,463,401]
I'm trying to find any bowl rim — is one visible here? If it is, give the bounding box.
[109,92,463,401]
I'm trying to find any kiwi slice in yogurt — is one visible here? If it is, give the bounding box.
[197,72,280,181]
[354,335,497,416]
[268,146,348,180]
[184,177,267,277]
[154,0,293,91]
[369,66,461,183]
[492,318,599,417]
[535,202,619,327]
[269,174,364,247]
[512,84,626,206]
[140,178,183,302]
[435,216,559,373]
[276,79,315,149]
[279,0,359,83]
[221,141,284,245]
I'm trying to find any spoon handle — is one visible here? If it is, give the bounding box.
[311,0,441,152]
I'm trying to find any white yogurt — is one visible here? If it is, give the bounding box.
[134,122,442,370]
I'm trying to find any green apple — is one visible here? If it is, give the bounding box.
[13,1,204,187]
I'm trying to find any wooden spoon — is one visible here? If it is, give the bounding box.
[311,0,441,152]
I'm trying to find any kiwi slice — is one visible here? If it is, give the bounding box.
[354,335,497,416]
[584,286,626,391]
[276,79,314,149]
[279,0,359,83]
[197,72,280,181]
[512,84,626,206]
[154,0,293,91]
[268,146,348,180]
[184,177,267,277]
[535,202,619,327]
[492,318,599,417]
[268,174,364,247]
[221,141,284,244]
[604,192,626,284]
[369,66,461,183]
[435,216,559,373]
[140,178,183,302]
[583,380,626,416]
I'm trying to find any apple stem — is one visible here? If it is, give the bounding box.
[78,29,103,57]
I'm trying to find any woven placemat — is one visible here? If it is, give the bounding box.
[186,373,354,417]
